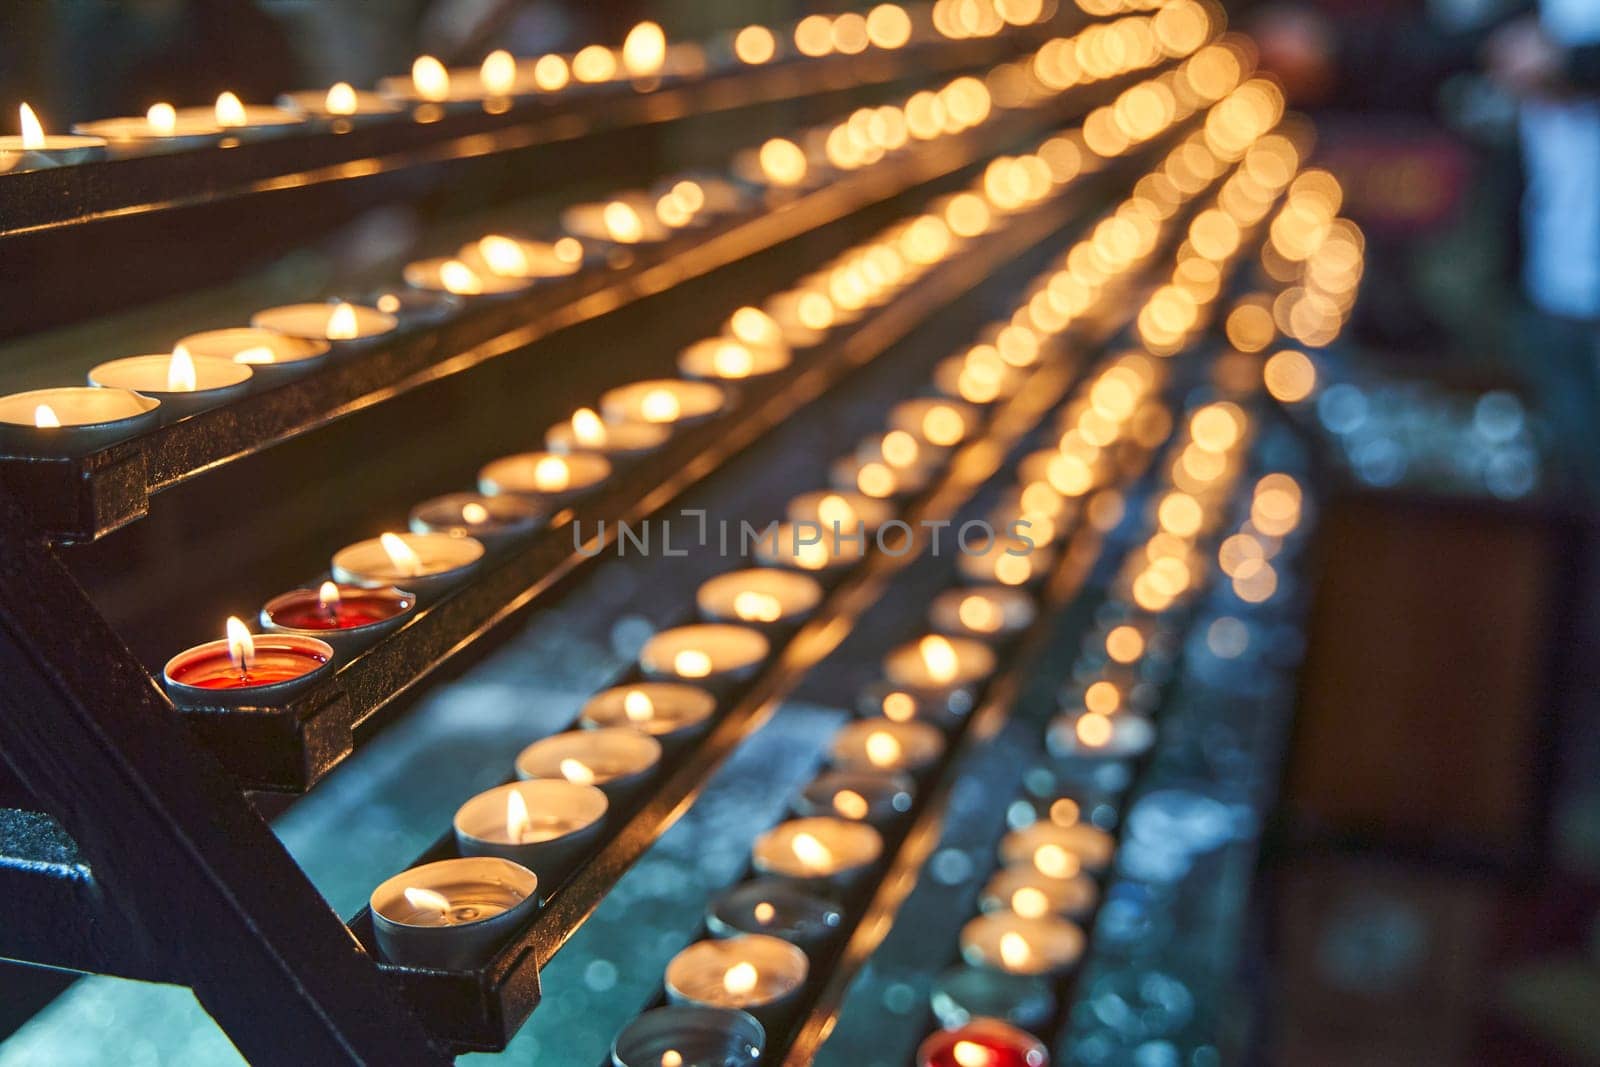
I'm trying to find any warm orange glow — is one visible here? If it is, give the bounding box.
[758,138,808,187]
[572,45,619,83]
[165,347,198,392]
[833,789,870,820]
[533,54,570,91]
[403,886,452,914]
[326,302,360,340]
[481,50,517,96]
[734,25,777,65]
[439,259,484,295]
[603,200,645,244]
[1012,886,1051,919]
[733,591,783,623]
[146,101,177,132]
[533,455,570,492]
[674,649,713,678]
[213,91,247,127]
[18,103,44,148]
[791,831,835,871]
[1076,712,1114,747]
[753,902,777,924]
[324,83,358,116]
[380,533,424,577]
[623,688,654,723]
[882,691,916,722]
[865,729,903,768]
[33,404,60,428]
[559,758,597,785]
[867,4,913,48]
[857,461,896,498]
[225,616,255,674]
[711,341,755,379]
[1264,349,1316,403]
[461,502,490,524]
[722,961,759,997]
[640,388,682,423]
[958,594,1002,633]
[622,22,667,77]
[999,931,1033,970]
[1050,798,1081,826]
[919,634,960,684]
[506,788,532,841]
[1033,843,1079,879]
[571,407,607,448]
[1105,624,1144,663]
[953,1040,996,1067]
[412,55,450,101]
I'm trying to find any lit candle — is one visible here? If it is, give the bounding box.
[330,531,485,601]
[1045,711,1155,760]
[163,617,334,708]
[830,453,928,499]
[750,816,883,893]
[453,779,609,890]
[610,1005,766,1067]
[929,587,1037,642]
[979,866,1098,921]
[402,255,531,296]
[173,327,330,381]
[175,92,304,140]
[761,289,834,348]
[368,856,539,969]
[888,397,979,447]
[577,682,717,749]
[276,83,402,127]
[251,301,397,342]
[795,770,915,827]
[74,102,222,156]
[750,522,865,573]
[998,822,1116,877]
[260,582,416,658]
[477,450,612,507]
[883,634,996,691]
[706,878,845,953]
[0,387,159,457]
[732,137,811,191]
[959,912,1085,976]
[676,337,791,381]
[828,720,945,776]
[0,104,105,173]
[600,379,726,427]
[377,56,494,106]
[695,569,822,626]
[561,196,673,246]
[621,21,669,79]
[932,351,1026,405]
[515,727,662,808]
[638,623,770,688]
[87,349,253,419]
[956,543,1055,587]
[544,406,671,460]
[857,680,973,730]
[663,934,809,1028]
[785,490,894,533]
[458,234,587,281]
[408,492,543,549]
[916,1018,1049,1067]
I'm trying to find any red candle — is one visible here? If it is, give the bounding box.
[163,618,334,707]
[917,1019,1048,1067]
[260,583,415,657]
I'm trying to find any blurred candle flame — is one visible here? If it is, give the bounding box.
[403,886,451,915]
[864,730,902,768]
[480,50,517,96]
[146,102,176,134]
[166,346,198,392]
[640,388,681,423]
[919,634,959,683]
[999,931,1032,969]
[318,581,341,616]
[622,21,667,77]
[379,533,424,577]
[559,757,596,785]
[214,91,247,127]
[326,302,360,340]
[572,407,606,447]
[623,689,654,723]
[325,82,358,116]
[462,502,490,524]
[412,55,451,102]
[833,789,870,820]
[674,649,712,678]
[506,788,532,841]
[439,259,484,295]
[532,455,570,492]
[791,831,834,871]
[33,404,60,428]
[722,961,758,996]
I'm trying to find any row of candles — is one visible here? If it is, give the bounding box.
[0,11,1211,455]
[598,89,1303,1064]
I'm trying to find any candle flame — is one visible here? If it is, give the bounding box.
[379,532,425,578]
[326,302,360,340]
[602,200,644,244]
[999,931,1033,970]
[318,581,341,615]
[146,102,176,134]
[571,407,606,447]
[881,430,920,469]
[462,502,490,524]
[572,44,618,83]
[325,82,358,115]
[953,1040,996,1067]
[533,54,570,91]
[661,1053,683,1067]
[480,49,517,96]
[753,901,776,924]
[791,831,834,872]
[733,590,782,623]
[623,688,654,723]
[214,91,247,127]
[816,494,856,530]
[1011,886,1051,919]
[166,346,198,392]
[1033,843,1078,879]
[225,616,255,675]
[729,306,780,348]
[532,456,570,492]
[919,634,959,684]
[758,138,808,187]
[958,594,1001,633]
[922,404,966,445]
[233,345,276,365]
[881,691,916,723]
[734,25,777,65]
[722,961,759,997]
[506,788,532,841]
[33,404,60,429]
[711,341,754,379]
[833,789,870,820]
[478,235,529,276]
[674,649,712,678]
[403,886,451,915]
[412,55,451,102]
[864,730,902,769]
[622,21,667,77]
[439,259,484,295]
[18,103,44,149]
[559,757,596,785]
[1075,713,1113,747]
[640,388,681,423]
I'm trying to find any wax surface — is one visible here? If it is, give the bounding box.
[268,590,409,631]
[919,1023,1048,1067]
[168,647,327,689]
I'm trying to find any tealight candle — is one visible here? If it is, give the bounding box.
[829,720,945,776]
[959,912,1085,976]
[277,83,403,127]
[376,56,501,106]
[174,92,303,140]
[795,770,915,827]
[1060,673,1158,718]
[173,327,330,381]
[515,727,662,808]
[0,104,106,173]
[458,234,587,281]
[917,1017,1050,1067]
[600,380,726,427]
[361,286,461,325]
[408,492,543,550]
[761,290,831,348]
[706,879,844,953]
[453,779,609,889]
[932,352,1026,405]
[87,350,252,419]
[751,816,883,894]
[664,934,809,1028]
[330,531,485,601]
[929,587,1037,642]
[74,102,222,156]
[478,450,612,507]
[830,453,929,498]
[369,856,539,970]
[403,256,532,296]
[998,823,1117,877]
[888,397,979,447]
[676,337,791,381]
[638,624,770,688]
[1046,711,1155,760]
[251,301,397,343]
[785,490,894,533]
[610,1005,765,1067]
[260,582,415,658]
[544,407,671,459]
[577,682,717,750]
[857,680,974,730]
[696,569,822,627]
[561,197,674,246]
[163,617,333,708]
[0,387,159,457]
[979,866,1098,921]
[883,634,996,691]
[929,968,1057,1031]
[957,544,1055,587]
[751,522,865,573]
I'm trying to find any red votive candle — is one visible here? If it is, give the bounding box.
[917,1018,1048,1067]
[260,582,416,658]
[163,617,334,708]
